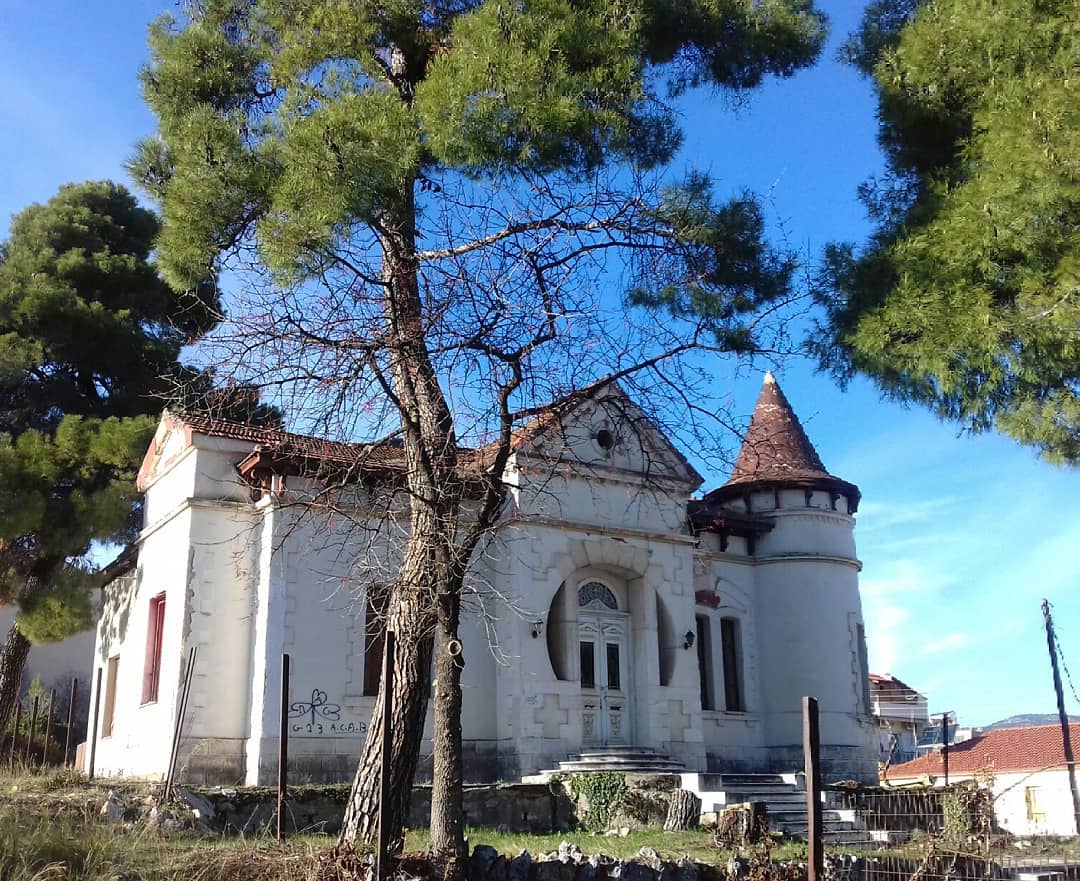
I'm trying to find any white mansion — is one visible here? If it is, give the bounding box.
[88,374,878,785]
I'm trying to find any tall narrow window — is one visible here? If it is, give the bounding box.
[696,615,714,711]
[142,593,166,704]
[102,656,120,738]
[580,641,596,689]
[606,643,621,690]
[720,618,745,712]
[363,587,388,696]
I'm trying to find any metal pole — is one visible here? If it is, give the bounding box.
[1043,599,1080,834]
[24,695,39,765]
[41,689,56,769]
[9,701,21,766]
[277,652,290,842]
[64,678,78,767]
[803,696,824,881]
[941,711,950,786]
[88,667,103,780]
[164,645,197,802]
[376,630,396,881]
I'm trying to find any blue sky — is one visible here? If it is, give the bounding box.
[2,0,1078,728]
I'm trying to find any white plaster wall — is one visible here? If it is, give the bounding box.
[178,501,260,780]
[190,436,260,503]
[140,450,197,527]
[89,506,194,779]
[489,520,706,776]
[747,496,877,779]
[694,556,767,768]
[512,469,689,536]
[993,770,1080,836]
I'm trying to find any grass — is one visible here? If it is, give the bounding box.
[0,805,339,881]
[0,767,810,880]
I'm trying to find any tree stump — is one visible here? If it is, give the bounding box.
[714,802,768,847]
[664,789,702,831]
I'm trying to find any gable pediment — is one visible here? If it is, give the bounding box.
[136,414,194,491]
[511,385,702,489]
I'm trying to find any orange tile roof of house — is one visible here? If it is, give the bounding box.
[888,723,1080,778]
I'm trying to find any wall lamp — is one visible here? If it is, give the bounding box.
[683,630,695,650]
[531,620,544,639]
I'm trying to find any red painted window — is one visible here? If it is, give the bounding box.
[142,593,166,704]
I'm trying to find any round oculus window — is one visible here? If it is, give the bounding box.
[594,428,615,450]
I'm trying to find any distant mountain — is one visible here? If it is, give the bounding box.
[982,714,1080,731]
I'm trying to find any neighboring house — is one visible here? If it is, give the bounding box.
[0,606,95,694]
[916,718,976,755]
[86,374,879,786]
[869,673,929,766]
[888,723,1080,836]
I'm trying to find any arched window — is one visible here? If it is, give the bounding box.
[578,580,618,611]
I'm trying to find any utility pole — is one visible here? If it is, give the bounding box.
[930,711,952,784]
[1042,599,1080,835]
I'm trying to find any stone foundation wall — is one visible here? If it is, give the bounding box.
[175,737,509,786]
[707,744,876,785]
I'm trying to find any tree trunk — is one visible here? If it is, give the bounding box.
[340,588,435,847]
[0,620,31,733]
[429,587,467,869]
[339,184,467,865]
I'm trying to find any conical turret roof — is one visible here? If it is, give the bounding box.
[705,372,860,509]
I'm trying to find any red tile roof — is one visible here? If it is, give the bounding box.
[177,412,408,467]
[704,372,860,508]
[888,723,1080,777]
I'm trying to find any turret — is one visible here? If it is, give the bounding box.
[700,373,877,782]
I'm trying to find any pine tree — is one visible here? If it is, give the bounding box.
[0,181,219,730]
[815,0,1080,464]
[132,0,828,862]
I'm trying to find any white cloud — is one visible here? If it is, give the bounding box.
[920,633,974,655]
[864,601,908,674]
[856,496,960,535]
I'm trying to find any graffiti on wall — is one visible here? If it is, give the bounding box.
[288,688,368,736]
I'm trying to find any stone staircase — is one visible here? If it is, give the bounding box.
[524,746,686,780]
[680,772,866,843]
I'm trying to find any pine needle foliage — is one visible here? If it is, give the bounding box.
[815,0,1080,464]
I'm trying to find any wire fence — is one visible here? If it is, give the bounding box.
[822,783,1080,881]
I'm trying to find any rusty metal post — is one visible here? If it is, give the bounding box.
[41,689,56,768]
[64,678,78,767]
[24,695,39,765]
[9,701,21,766]
[376,630,396,881]
[164,645,198,802]
[803,696,823,881]
[88,667,103,780]
[277,652,290,842]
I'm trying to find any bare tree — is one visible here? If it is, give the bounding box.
[132,0,827,866]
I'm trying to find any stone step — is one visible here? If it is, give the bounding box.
[718,773,790,787]
[557,755,682,768]
[722,789,808,804]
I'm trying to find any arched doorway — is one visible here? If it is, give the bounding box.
[577,578,632,746]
